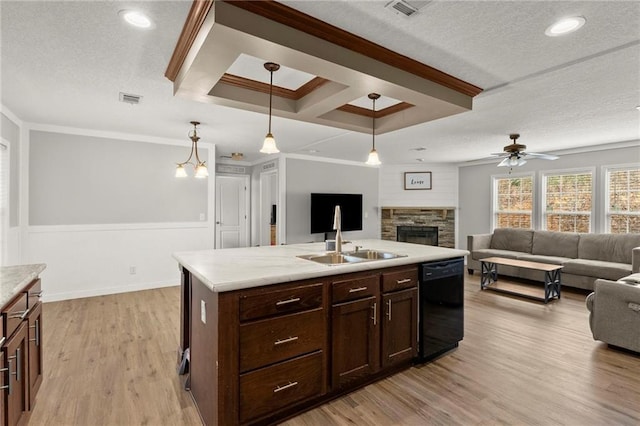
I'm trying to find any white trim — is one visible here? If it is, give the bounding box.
[278,156,287,244]
[458,140,640,168]
[282,153,376,168]
[259,169,278,246]
[540,167,596,232]
[27,222,210,234]
[0,105,23,127]
[43,280,178,303]
[26,122,211,148]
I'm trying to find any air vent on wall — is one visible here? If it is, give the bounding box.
[119,92,142,104]
[385,0,419,17]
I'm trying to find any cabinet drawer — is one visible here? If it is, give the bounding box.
[239,351,323,423]
[240,282,323,321]
[332,275,379,304]
[25,279,43,309]
[240,308,325,372]
[382,267,418,293]
[3,293,28,339]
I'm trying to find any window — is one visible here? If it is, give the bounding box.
[0,142,8,265]
[493,174,533,229]
[606,166,640,234]
[543,170,593,233]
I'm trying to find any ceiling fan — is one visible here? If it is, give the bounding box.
[492,134,559,167]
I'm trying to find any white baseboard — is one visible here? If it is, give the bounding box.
[43,279,178,302]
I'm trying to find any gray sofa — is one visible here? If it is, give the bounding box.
[586,274,640,353]
[467,228,640,291]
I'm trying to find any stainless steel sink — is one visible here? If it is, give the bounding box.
[298,249,406,265]
[297,253,367,265]
[345,249,407,260]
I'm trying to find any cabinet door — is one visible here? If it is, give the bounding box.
[27,302,43,409]
[0,351,5,426]
[331,296,379,389]
[4,322,28,426]
[382,288,418,369]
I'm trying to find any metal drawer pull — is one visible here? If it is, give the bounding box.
[15,348,21,382]
[0,337,5,347]
[349,286,367,293]
[273,381,298,393]
[29,319,40,346]
[396,278,412,284]
[9,309,29,320]
[387,299,392,321]
[371,302,377,326]
[29,290,43,298]
[1,362,11,395]
[276,297,301,306]
[274,336,299,346]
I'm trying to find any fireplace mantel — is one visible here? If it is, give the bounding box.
[381,207,455,248]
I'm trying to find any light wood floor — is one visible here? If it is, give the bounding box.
[29,274,639,425]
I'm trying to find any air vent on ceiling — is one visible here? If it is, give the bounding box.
[119,92,142,105]
[385,0,419,17]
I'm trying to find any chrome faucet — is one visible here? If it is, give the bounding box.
[333,205,342,254]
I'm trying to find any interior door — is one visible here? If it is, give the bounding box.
[215,175,249,249]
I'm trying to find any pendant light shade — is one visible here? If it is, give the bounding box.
[366,93,382,166]
[260,62,281,154]
[175,121,208,178]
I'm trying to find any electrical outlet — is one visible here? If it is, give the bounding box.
[200,300,207,324]
[129,266,137,275]
[199,213,205,221]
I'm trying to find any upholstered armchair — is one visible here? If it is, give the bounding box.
[586,274,640,353]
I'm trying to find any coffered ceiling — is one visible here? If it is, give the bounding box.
[1,1,638,165]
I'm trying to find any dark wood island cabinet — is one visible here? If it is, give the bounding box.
[175,241,467,426]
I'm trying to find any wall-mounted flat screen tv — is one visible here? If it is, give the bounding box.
[310,193,363,234]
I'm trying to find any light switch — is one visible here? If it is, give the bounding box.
[199,213,205,221]
[201,300,206,324]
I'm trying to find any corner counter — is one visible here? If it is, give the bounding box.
[0,263,46,426]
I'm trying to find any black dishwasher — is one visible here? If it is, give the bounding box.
[417,257,464,362]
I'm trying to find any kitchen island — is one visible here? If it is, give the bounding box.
[174,240,467,426]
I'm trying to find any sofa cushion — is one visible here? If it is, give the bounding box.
[515,253,572,265]
[562,259,632,281]
[472,249,528,261]
[531,231,579,258]
[578,233,640,264]
[490,228,534,253]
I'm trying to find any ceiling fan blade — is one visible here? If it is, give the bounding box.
[491,152,509,157]
[517,158,527,166]
[525,152,559,160]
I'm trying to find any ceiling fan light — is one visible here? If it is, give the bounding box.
[366,148,381,166]
[195,163,209,178]
[175,164,188,178]
[260,133,280,154]
[508,156,520,167]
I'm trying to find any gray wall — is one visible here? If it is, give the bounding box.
[29,131,208,225]
[1,113,19,226]
[285,158,379,244]
[458,144,640,249]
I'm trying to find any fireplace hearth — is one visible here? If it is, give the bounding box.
[397,226,438,246]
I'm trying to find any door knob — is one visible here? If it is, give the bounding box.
[216,221,221,224]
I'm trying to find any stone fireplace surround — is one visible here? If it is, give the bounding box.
[381,207,455,248]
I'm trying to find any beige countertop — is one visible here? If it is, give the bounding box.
[0,263,47,307]
[173,239,468,293]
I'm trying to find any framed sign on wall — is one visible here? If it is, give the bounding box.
[404,172,432,190]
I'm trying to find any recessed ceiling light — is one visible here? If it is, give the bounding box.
[416,158,425,162]
[545,16,586,37]
[410,147,427,151]
[119,10,153,29]
[636,105,640,111]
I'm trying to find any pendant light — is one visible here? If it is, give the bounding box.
[366,93,381,166]
[260,62,280,154]
[175,121,209,178]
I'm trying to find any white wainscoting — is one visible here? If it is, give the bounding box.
[25,223,214,302]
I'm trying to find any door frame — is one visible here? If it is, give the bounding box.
[259,170,278,246]
[215,173,250,249]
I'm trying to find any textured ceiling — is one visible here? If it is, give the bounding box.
[1,1,639,165]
